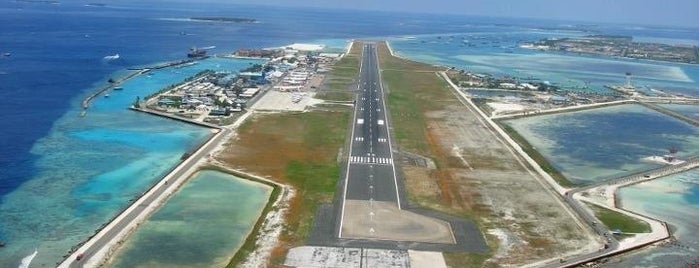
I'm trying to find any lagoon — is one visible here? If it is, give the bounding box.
[389,33,699,97]
[503,104,699,184]
[604,169,699,267]
[108,170,272,268]
[0,57,262,267]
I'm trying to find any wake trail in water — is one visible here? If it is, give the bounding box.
[18,249,38,268]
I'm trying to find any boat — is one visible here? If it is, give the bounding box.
[187,47,207,58]
[103,53,120,61]
[104,94,110,98]
[113,87,123,90]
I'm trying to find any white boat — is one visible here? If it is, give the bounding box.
[103,54,120,61]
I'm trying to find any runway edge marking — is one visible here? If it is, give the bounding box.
[338,43,365,238]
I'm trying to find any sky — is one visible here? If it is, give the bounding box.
[224,0,699,28]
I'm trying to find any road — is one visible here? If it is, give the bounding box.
[58,125,229,268]
[338,42,402,237]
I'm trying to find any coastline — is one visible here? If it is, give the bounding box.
[58,60,274,267]
[58,121,225,267]
[56,38,694,267]
[440,70,677,266]
[81,58,201,111]
[201,164,293,268]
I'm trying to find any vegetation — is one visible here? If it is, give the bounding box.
[217,110,350,267]
[240,63,264,73]
[376,42,496,266]
[498,123,574,187]
[586,202,651,233]
[317,42,361,98]
[378,44,441,155]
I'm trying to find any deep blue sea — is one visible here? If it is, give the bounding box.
[1,1,698,267]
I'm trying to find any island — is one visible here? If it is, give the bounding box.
[521,35,699,64]
[190,17,258,23]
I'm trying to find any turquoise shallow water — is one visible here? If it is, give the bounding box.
[603,169,699,267]
[388,33,699,97]
[503,104,699,184]
[108,170,272,268]
[387,30,699,267]
[0,57,262,267]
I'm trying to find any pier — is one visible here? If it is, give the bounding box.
[129,106,221,129]
[81,70,146,110]
[81,58,201,111]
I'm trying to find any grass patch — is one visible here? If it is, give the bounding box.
[377,42,493,266]
[318,42,361,94]
[378,44,446,155]
[315,91,354,101]
[444,252,497,268]
[498,123,574,187]
[218,108,350,266]
[586,202,651,233]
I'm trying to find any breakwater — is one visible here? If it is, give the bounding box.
[81,58,201,111]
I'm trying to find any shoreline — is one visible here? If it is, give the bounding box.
[440,70,681,266]
[491,99,635,120]
[201,164,293,268]
[81,58,201,111]
[57,58,274,267]
[58,120,225,267]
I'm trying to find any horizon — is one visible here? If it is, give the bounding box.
[144,0,699,28]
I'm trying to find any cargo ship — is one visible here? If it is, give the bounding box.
[187,47,207,58]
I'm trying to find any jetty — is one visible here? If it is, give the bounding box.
[81,70,145,110]
[81,58,201,111]
[129,106,220,129]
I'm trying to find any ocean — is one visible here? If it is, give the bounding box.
[0,1,698,267]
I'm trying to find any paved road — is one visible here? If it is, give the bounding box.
[59,126,229,267]
[339,43,401,236]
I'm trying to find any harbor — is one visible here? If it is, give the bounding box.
[54,42,353,267]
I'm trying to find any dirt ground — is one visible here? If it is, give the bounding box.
[377,42,594,267]
[216,109,350,266]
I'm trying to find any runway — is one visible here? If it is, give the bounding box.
[337,43,454,243]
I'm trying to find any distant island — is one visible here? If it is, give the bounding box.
[85,3,107,7]
[190,17,258,23]
[521,35,699,64]
[15,0,60,4]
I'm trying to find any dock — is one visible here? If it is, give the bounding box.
[129,106,221,129]
[81,58,202,111]
[81,70,146,110]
